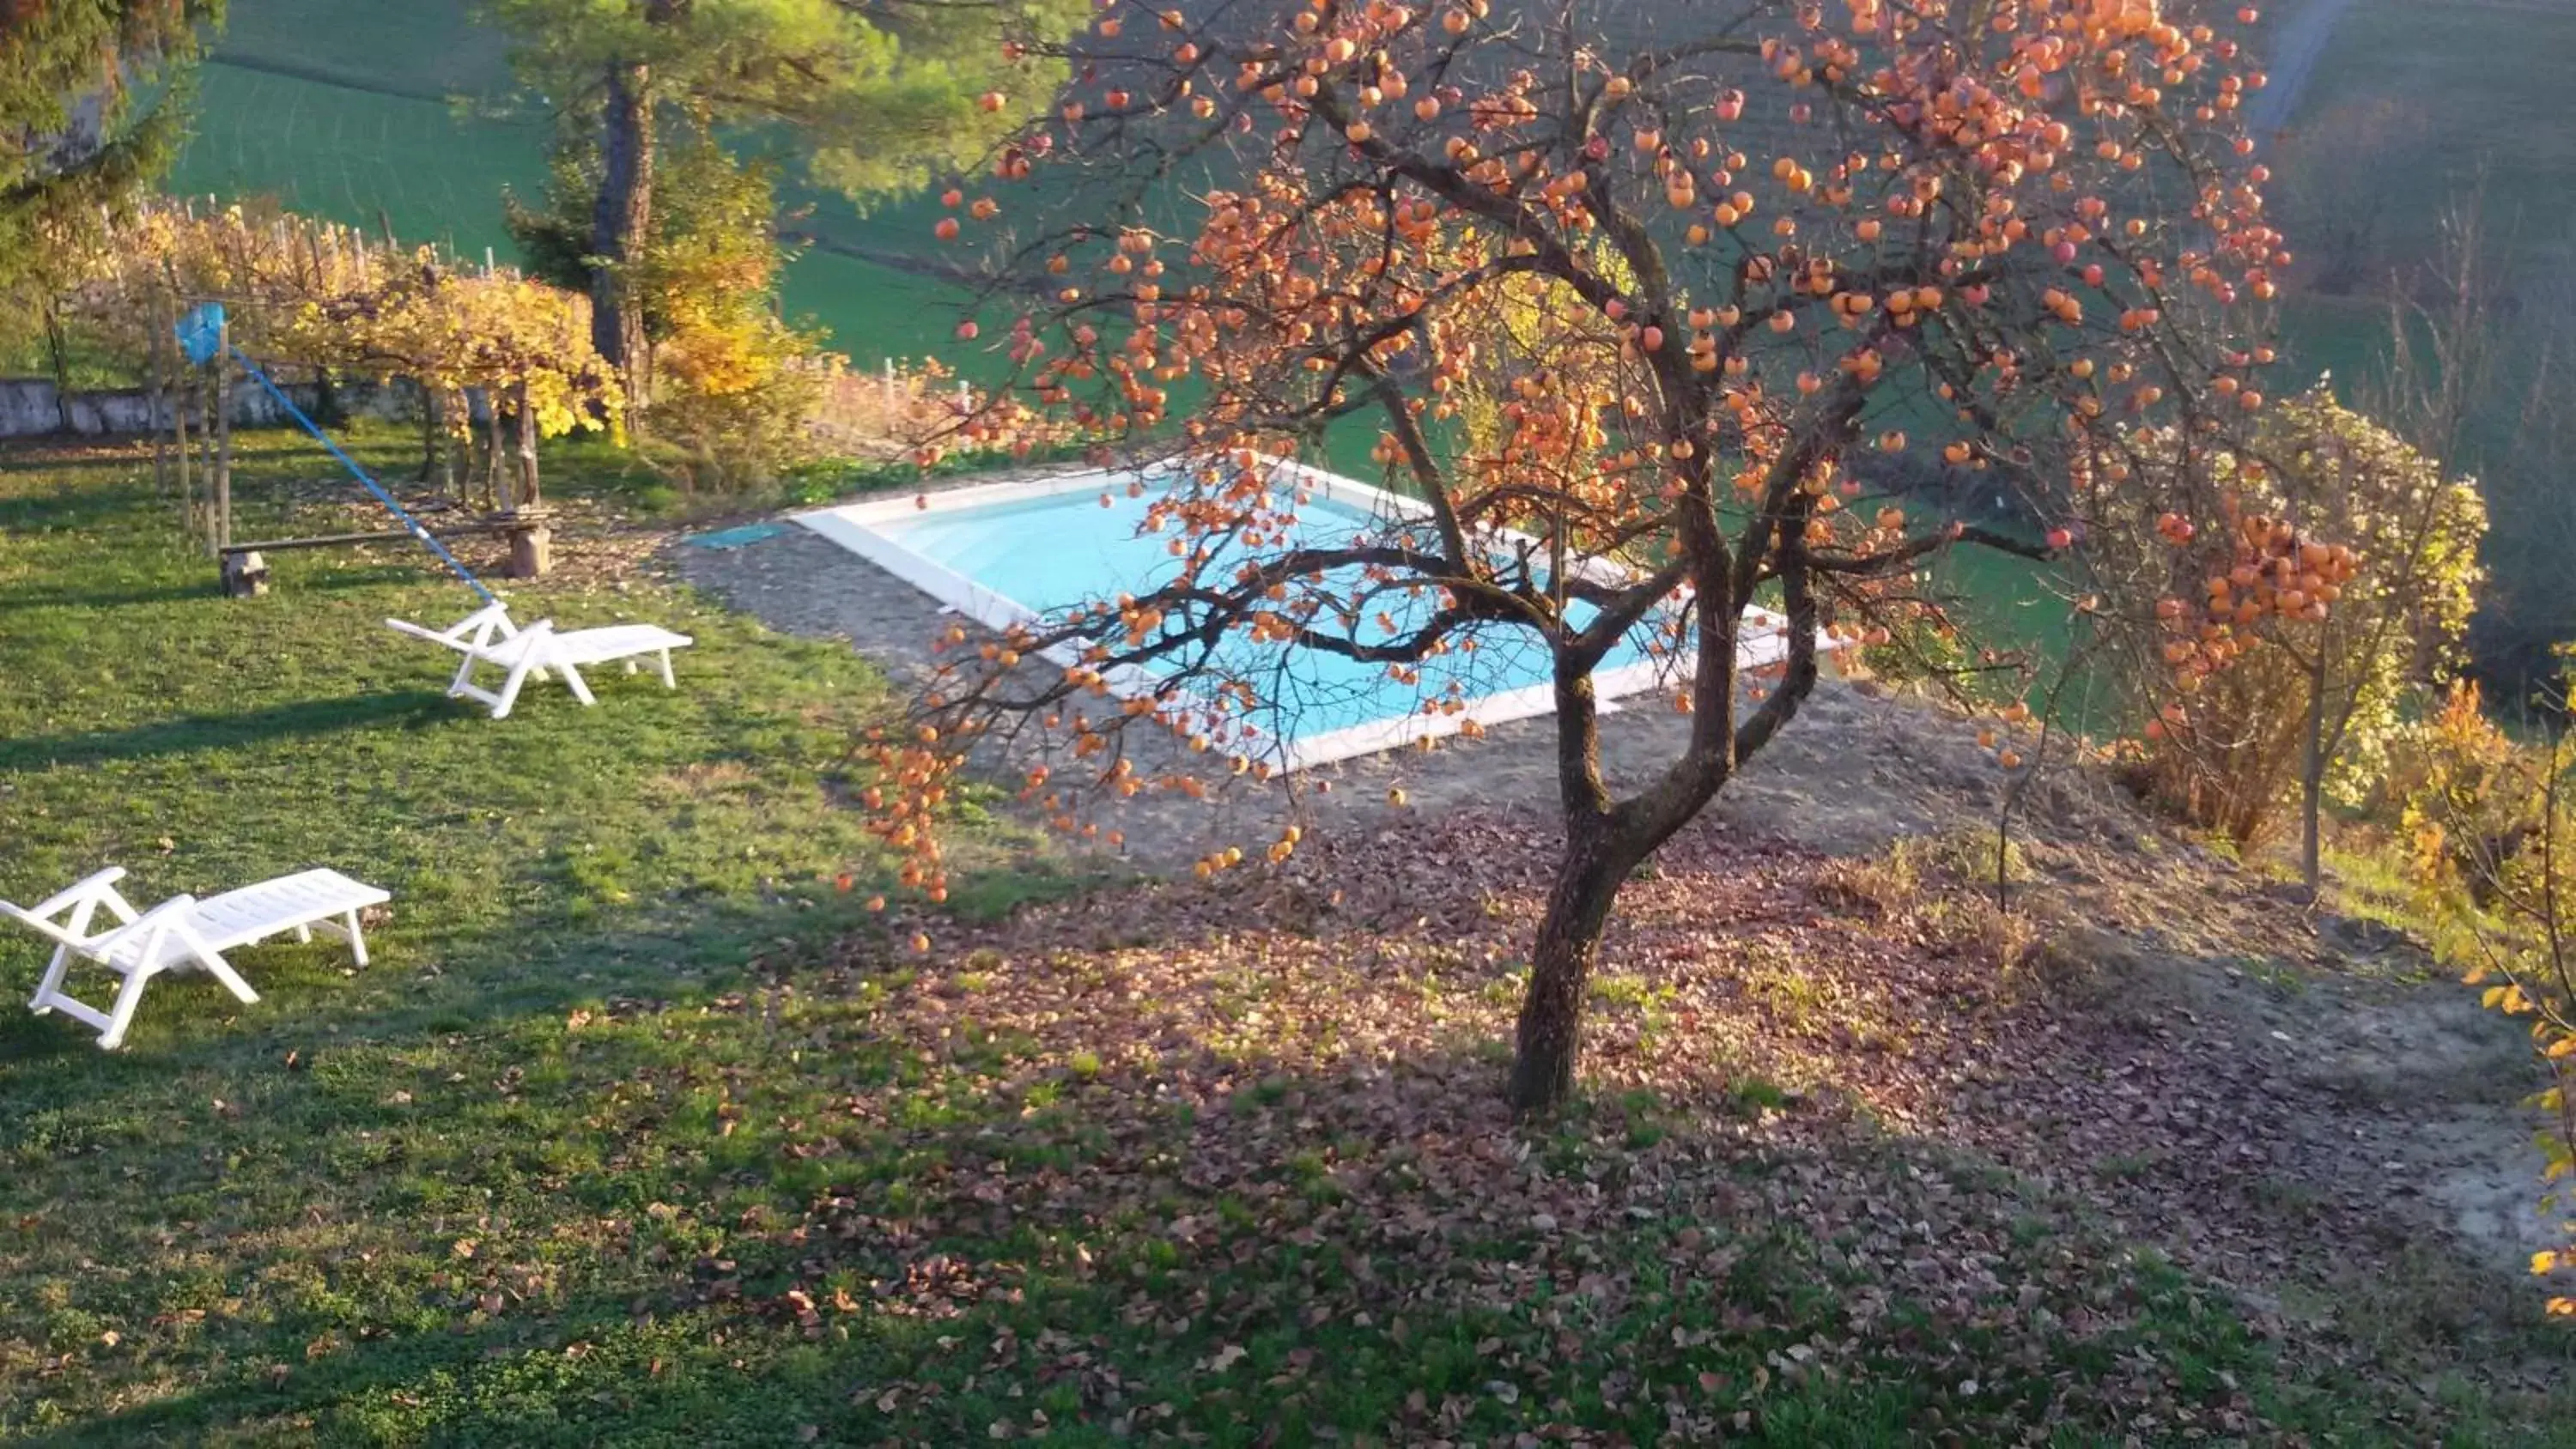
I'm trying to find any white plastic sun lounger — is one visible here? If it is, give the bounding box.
[4,866,389,1049]
[386,602,694,719]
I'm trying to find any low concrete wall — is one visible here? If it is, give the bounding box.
[0,376,426,440]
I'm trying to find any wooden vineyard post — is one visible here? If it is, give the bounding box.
[160,264,196,546]
[212,312,234,555]
[145,300,172,510]
[196,357,216,554]
[213,312,266,597]
[171,340,195,547]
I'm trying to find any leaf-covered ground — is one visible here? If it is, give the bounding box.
[2,438,2570,1445]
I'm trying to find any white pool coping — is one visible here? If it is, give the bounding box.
[793,459,1795,773]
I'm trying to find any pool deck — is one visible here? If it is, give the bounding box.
[671,474,2034,871]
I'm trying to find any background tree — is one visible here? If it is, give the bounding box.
[2,0,223,406]
[1,0,222,279]
[2098,389,2483,888]
[480,0,1086,396]
[508,128,820,482]
[873,0,2297,1113]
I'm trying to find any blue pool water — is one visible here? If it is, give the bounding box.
[870,482,1678,761]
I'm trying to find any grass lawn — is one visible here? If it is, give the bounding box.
[4,433,2571,1445]
[0,431,1042,1439]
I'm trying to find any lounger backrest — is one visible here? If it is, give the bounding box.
[0,867,137,947]
[0,899,93,949]
[27,867,126,914]
[384,616,465,648]
[386,603,519,652]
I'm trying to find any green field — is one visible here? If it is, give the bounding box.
[2287,0,2576,277]
[213,0,511,100]
[171,64,542,261]
[172,0,983,371]
[173,0,2576,374]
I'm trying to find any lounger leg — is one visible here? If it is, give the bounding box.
[343,909,370,967]
[28,943,71,1014]
[97,966,157,1051]
[294,924,313,943]
[656,649,676,688]
[492,654,538,719]
[191,946,260,1007]
[556,660,597,706]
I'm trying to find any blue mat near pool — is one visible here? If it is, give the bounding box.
[682,523,789,550]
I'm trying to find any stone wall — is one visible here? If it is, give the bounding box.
[0,376,425,440]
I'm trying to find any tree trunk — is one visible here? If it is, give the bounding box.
[43,303,75,434]
[512,378,541,507]
[420,385,445,487]
[484,393,507,511]
[2300,652,2328,898]
[592,54,655,403]
[1508,824,1632,1115]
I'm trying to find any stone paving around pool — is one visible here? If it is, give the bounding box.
[670,485,2127,873]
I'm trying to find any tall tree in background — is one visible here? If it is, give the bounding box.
[2,0,223,286]
[3,0,222,420]
[483,0,1084,398]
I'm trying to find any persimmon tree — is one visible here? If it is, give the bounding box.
[2098,389,2482,883]
[879,0,2297,1113]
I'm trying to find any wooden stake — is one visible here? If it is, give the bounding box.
[171,361,194,544]
[145,299,172,506]
[483,390,505,511]
[213,315,234,554]
[197,364,216,555]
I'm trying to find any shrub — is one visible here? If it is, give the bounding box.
[2389,679,2547,904]
[2090,389,2486,864]
[2415,663,2576,1316]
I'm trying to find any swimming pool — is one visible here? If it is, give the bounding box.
[797,463,1788,771]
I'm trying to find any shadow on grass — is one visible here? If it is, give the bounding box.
[15,1018,2334,1449]
[0,691,449,773]
[0,578,221,611]
[29,1293,806,1447]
